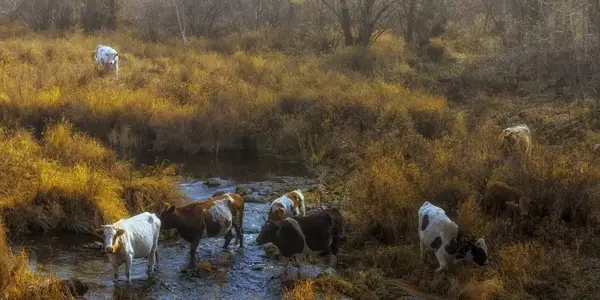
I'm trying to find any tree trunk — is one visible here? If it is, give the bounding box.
[173,0,188,43]
[406,0,416,45]
[339,0,354,46]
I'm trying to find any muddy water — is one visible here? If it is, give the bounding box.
[11,157,332,300]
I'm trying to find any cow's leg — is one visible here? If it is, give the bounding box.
[112,263,119,282]
[125,255,133,284]
[148,247,157,275]
[190,236,201,262]
[293,255,302,279]
[154,248,159,271]
[282,257,289,278]
[233,223,244,248]
[223,229,234,250]
[420,240,425,261]
[434,249,448,273]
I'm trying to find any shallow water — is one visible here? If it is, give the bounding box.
[11,173,330,300]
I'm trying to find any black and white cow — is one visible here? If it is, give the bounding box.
[256,208,344,277]
[418,201,488,272]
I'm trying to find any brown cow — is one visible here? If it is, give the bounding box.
[483,180,526,217]
[159,193,244,261]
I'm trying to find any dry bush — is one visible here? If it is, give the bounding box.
[0,123,181,236]
[0,222,71,299]
[283,279,316,300]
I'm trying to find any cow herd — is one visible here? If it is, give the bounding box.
[96,189,344,283]
[89,65,537,285]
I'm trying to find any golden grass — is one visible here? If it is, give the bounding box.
[0,123,182,236]
[0,24,599,299]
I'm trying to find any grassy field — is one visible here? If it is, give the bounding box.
[1,20,600,299]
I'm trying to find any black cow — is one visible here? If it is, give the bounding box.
[256,208,344,277]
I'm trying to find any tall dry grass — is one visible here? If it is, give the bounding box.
[0,24,599,299]
[0,122,182,237]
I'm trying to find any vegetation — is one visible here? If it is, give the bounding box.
[2,0,600,298]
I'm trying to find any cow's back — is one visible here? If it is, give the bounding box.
[293,211,334,252]
[418,202,457,246]
[203,198,233,238]
[115,212,161,258]
[274,219,306,257]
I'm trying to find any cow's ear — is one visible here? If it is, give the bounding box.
[168,205,176,213]
[116,228,125,236]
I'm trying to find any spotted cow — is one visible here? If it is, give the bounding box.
[418,201,488,272]
[158,193,244,261]
[267,189,306,222]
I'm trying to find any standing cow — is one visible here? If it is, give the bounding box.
[256,208,344,278]
[158,193,245,261]
[92,45,119,79]
[499,124,532,168]
[96,212,161,283]
[418,201,488,272]
[267,189,306,222]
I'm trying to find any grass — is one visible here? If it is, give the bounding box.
[0,122,182,297]
[0,21,599,299]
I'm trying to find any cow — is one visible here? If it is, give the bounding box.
[592,144,600,152]
[418,201,488,273]
[483,180,526,217]
[267,189,306,222]
[256,208,343,278]
[92,45,119,79]
[96,212,161,283]
[499,124,532,167]
[158,193,245,261]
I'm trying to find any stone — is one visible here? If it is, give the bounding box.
[205,177,223,187]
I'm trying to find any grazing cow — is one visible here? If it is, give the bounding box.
[256,208,343,277]
[499,124,532,166]
[158,193,245,261]
[483,180,526,217]
[592,144,600,152]
[96,212,161,283]
[267,189,306,222]
[92,45,119,79]
[418,201,488,273]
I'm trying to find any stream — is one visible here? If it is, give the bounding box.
[10,154,332,300]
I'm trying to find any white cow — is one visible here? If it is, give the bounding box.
[499,124,532,163]
[418,201,488,272]
[92,45,119,79]
[267,189,306,222]
[97,212,161,283]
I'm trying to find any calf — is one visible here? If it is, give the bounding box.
[256,208,343,277]
[159,193,244,261]
[418,201,488,272]
[92,44,119,79]
[96,212,161,283]
[267,189,306,222]
[483,180,525,217]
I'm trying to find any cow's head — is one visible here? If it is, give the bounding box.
[105,52,118,66]
[158,200,177,229]
[460,237,488,266]
[256,219,280,246]
[96,225,125,254]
